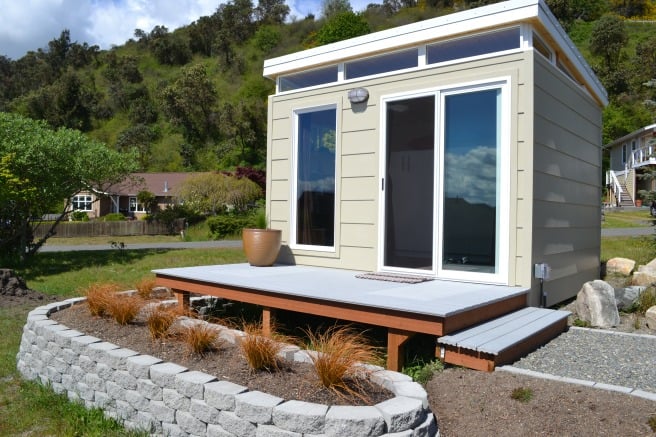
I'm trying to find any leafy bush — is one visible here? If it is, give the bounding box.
[102,212,125,221]
[207,215,254,239]
[70,210,90,222]
[402,359,444,384]
[105,295,143,325]
[83,283,120,316]
[303,325,381,399]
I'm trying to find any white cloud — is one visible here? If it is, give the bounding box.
[0,0,382,60]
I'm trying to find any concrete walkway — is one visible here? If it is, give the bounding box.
[601,227,654,237]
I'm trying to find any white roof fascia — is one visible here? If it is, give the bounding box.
[605,123,656,149]
[263,0,607,106]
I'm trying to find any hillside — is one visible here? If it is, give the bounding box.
[0,0,655,173]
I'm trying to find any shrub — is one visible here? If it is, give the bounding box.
[135,277,157,299]
[70,210,90,222]
[83,283,120,316]
[102,212,125,221]
[510,387,534,402]
[145,305,178,339]
[303,325,381,398]
[402,359,444,385]
[182,323,221,356]
[636,287,656,314]
[239,321,287,371]
[105,295,143,325]
[207,215,253,239]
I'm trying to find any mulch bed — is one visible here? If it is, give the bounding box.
[50,301,394,407]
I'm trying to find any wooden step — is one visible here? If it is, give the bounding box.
[436,307,570,372]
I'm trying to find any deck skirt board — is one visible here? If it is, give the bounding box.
[438,308,570,371]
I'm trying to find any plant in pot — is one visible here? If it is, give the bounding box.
[242,208,282,267]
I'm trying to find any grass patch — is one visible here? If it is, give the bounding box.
[602,210,655,228]
[636,287,656,314]
[510,387,533,403]
[648,414,656,432]
[601,236,656,265]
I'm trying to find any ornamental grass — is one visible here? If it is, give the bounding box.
[135,277,157,299]
[239,321,289,372]
[181,322,222,357]
[83,282,121,317]
[144,305,179,339]
[104,295,143,325]
[303,325,382,400]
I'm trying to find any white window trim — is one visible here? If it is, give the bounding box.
[290,103,338,253]
[72,194,93,211]
[377,77,511,285]
[129,196,147,213]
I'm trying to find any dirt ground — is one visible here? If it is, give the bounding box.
[5,289,656,436]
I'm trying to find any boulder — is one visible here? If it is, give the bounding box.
[606,257,636,276]
[575,280,620,328]
[0,269,31,296]
[630,271,656,287]
[646,306,656,330]
[614,286,644,311]
[643,257,656,272]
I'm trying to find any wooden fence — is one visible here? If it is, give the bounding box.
[33,219,184,239]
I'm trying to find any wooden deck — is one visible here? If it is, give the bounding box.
[154,264,529,371]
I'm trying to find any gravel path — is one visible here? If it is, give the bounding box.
[510,327,656,394]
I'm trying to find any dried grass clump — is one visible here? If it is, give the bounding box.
[105,295,143,325]
[145,305,178,339]
[637,287,656,314]
[135,277,157,299]
[304,325,381,399]
[181,323,222,357]
[239,321,288,372]
[83,283,120,317]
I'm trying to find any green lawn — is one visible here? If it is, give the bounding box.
[602,209,655,228]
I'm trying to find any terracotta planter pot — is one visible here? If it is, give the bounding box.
[242,228,282,267]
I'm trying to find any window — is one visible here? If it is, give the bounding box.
[279,65,338,92]
[345,48,418,80]
[622,144,627,164]
[129,197,146,213]
[72,195,93,211]
[427,27,520,65]
[532,33,551,60]
[441,88,502,275]
[293,106,337,248]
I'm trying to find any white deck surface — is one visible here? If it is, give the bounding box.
[154,264,528,318]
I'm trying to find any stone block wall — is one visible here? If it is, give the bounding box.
[17,298,439,436]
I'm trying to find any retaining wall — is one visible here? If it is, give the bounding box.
[17,298,438,436]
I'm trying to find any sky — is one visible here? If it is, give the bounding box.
[0,0,380,60]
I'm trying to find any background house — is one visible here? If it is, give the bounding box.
[605,123,656,207]
[263,0,607,306]
[70,172,204,219]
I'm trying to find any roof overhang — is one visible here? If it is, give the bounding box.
[263,0,607,106]
[604,123,656,149]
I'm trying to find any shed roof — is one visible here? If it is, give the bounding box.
[263,0,607,106]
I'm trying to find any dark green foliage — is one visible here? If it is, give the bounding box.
[102,213,125,221]
[510,387,534,402]
[207,215,255,239]
[314,11,370,46]
[149,204,203,234]
[70,210,90,222]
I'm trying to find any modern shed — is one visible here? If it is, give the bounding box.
[262,0,607,307]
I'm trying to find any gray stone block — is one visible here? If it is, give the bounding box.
[125,388,149,411]
[126,354,162,378]
[46,341,62,357]
[256,424,302,436]
[51,382,65,394]
[218,411,257,437]
[85,372,105,392]
[162,422,188,437]
[135,411,161,434]
[325,405,386,437]
[114,369,138,390]
[273,400,327,434]
[190,398,220,424]
[96,362,115,381]
[41,323,69,342]
[94,390,113,409]
[79,355,97,373]
[382,431,413,436]
[67,390,81,403]
[32,319,58,336]
[39,349,54,367]
[61,348,77,365]
[205,380,248,411]
[207,423,234,437]
[86,341,120,363]
[150,399,176,423]
[177,410,208,436]
[62,373,75,391]
[412,412,437,437]
[371,370,412,392]
[235,390,284,424]
[163,387,190,412]
[115,399,137,420]
[35,335,49,351]
[46,365,62,383]
[106,380,126,402]
[70,365,85,381]
[77,381,95,401]
[151,362,188,388]
[138,378,163,400]
[176,370,217,399]
[51,356,69,374]
[390,382,428,408]
[53,329,83,348]
[105,347,139,370]
[375,397,424,433]
[70,335,101,354]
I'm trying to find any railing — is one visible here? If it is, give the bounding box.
[608,170,623,199]
[631,145,656,167]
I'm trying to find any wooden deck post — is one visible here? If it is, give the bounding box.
[387,329,415,372]
[262,307,274,337]
[174,289,190,312]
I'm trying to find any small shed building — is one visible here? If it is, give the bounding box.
[262,0,607,307]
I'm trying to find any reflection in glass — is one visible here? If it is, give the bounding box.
[296,108,336,247]
[280,66,338,92]
[345,49,418,80]
[427,27,520,64]
[442,89,500,273]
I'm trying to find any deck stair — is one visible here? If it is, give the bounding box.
[617,180,634,206]
[437,307,570,371]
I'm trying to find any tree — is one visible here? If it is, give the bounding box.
[0,112,138,265]
[175,172,262,215]
[589,14,628,73]
[314,11,370,45]
[255,0,290,24]
[322,0,353,18]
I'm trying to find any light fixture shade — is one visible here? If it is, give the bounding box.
[348,87,369,104]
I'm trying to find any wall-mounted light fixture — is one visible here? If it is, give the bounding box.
[347,87,369,104]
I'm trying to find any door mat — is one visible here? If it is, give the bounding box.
[355,272,434,284]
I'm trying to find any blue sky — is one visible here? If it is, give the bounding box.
[0,0,380,60]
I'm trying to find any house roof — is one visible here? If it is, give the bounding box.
[263,0,607,106]
[604,123,656,149]
[102,172,208,197]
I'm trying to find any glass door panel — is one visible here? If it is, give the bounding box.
[384,96,435,270]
